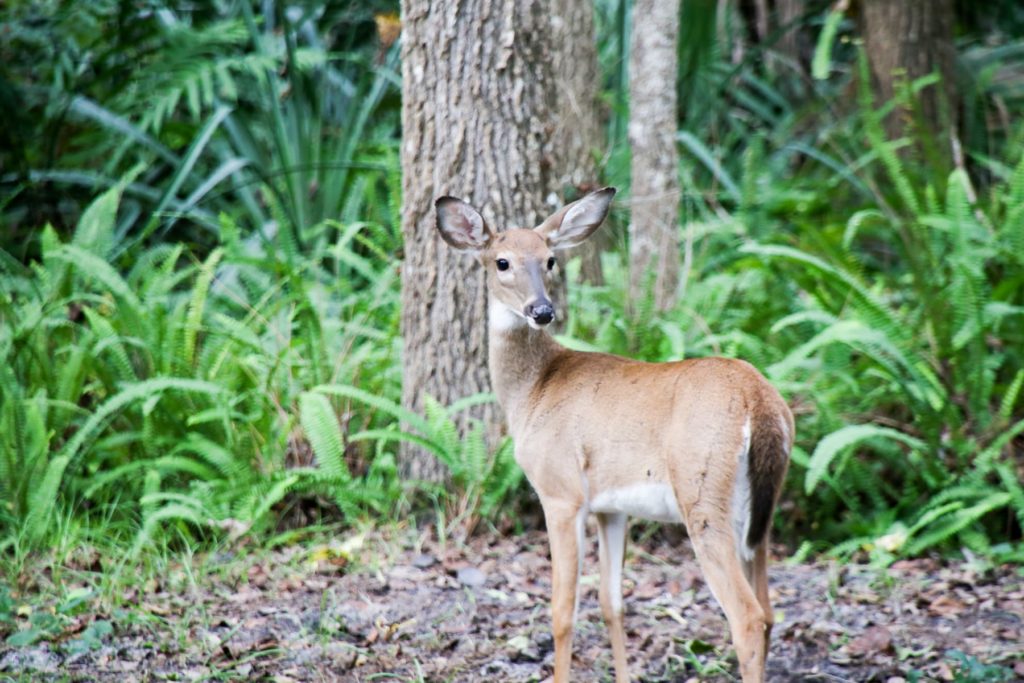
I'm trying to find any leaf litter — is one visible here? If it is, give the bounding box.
[1,527,1021,682]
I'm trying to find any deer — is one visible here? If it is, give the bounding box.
[434,186,793,683]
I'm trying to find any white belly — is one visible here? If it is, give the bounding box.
[589,483,684,524]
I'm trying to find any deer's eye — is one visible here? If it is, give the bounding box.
[547,257,556,271]
[496,258,510,271]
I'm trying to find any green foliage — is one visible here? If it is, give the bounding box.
[0,175,407,552]
[908,650,1017,683]
[3,0,1024,572]
[580,2,1024,564]
[733,52,1024,562]
[315,386,524,532]
[1,0,400,255]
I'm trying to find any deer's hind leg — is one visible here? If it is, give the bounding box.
[746,538,773,655]
[672,448,769,683]
[687,511,769,682]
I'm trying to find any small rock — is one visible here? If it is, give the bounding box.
[412,553,436,568]
[457,566,487,587]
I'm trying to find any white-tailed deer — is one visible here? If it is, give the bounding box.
[435,187,793,683]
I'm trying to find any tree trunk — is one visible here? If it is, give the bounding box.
[775,0,805,75]
[860,0,957,144]
[550,0,606,285]
[399,0,556,481]
[629,0,680,312]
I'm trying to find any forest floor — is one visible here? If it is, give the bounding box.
[1,526,1022,682]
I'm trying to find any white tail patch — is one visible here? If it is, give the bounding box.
[779,414,791,454]
[731,416,754,562]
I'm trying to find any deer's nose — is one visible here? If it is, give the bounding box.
[526,301,555,326]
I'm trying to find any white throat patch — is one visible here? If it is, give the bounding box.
[489,301,527,332]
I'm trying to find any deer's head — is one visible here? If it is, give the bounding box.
[435,187,616,329]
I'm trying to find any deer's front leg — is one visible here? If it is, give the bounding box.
[597,512,630,682]
[542,501,584,683]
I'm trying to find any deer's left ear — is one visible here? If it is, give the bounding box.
[535,187,616,250]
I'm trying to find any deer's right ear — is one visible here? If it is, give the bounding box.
[435,197,493,252]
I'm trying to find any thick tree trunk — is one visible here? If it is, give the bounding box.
[860,0,957,144]
[629,0,680,312]
[550,0,605,285]
[399,1,556,481]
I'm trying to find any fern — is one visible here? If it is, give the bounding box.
[805,424,927,495]
[298,392,350,483]
[182,247,223,368]
[22,456,69,546]
[81,307,137,383]
[55,245,142,313]
[907,492,1012,555]
[314,384,430,435]
[59,378,224,465]
[741,244,910,345]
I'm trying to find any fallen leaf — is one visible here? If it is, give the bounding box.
[927,594,966,618]
[846,625,893,658]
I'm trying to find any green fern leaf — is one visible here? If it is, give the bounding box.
[314,384,430,435]
[182,247,224,368]
[906,491,1011,554]
[999,369,1024,420]
[58,378,224,465]
[806,424,926,495]
[298,392,350,483]
[82,307,137,382]
[23,456,70,545]
[54,245,142,313]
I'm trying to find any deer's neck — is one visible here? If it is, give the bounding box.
[488,302,562,431]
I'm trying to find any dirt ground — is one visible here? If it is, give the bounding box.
[2,528,1022,682]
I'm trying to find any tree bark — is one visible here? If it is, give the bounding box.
[775,0,805,75]
[399,0,557,481]
[860,0,957,143]
[629,0,680,312]
[550,0,606,285]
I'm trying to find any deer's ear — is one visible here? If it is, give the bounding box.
[535,187,616,250]
[435,197,493,252]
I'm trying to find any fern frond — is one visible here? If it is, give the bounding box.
[805,424,926,495]
[298,392,350,483]
[82,306,137,383]
[906,491,1011,555]
[314,384,430,435]
[182,248,224,368]
[72,181,123,258]
[23,456,70,545]
[58,378,224,465]
[54,245,142,315]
